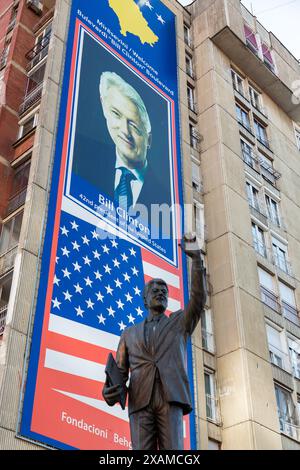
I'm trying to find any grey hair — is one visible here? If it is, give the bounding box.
[99,71,151,134]
[143,278,168,308]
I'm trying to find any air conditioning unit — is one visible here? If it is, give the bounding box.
[26,0,43,15]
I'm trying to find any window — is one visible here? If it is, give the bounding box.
[190,124,200,150]
[193,202,204,240]
[186,55,194,79]
[254,120,269,148]
[244,24,259,55]
[0,211,23,255]
[0,40,11,69]
[295,128,300,151]
[21,62,45,113]
[18,113,38,139]
[249,86,264,114]
[258,153,280,186]
[288,338,300,380]
[252,223,266,257]
[259,267,280,313]
[272,238,290,275]
[231,69,244,96]
[8,5,18,31]
[279,282,299,327]
[187,86,196,113]
[236,103,251,132]
[191,161,201,193]
[204,371,219,423]
[246,182,260,211]
[262,43,275,72]
[184,25,192,48]
[265,195,281,227]
[201,309,215,353]
[241,139,257,168]
[27,22,52,70]
[275,384,298,439]
[266,324,289,371]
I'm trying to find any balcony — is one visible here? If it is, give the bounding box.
[207,0,300,121]
[279,417,300,441]
[249,201,268,226]
[26,30,51,71]
[206,395,222,425]
[5,188,27,217]
[282,302,300,328]
[19,81,43,115]
[261,286,281,314]
[0,245,18,276]
[0,305,8,335]
[202,328,215,354]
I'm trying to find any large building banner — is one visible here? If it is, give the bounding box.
[20,0,196,449]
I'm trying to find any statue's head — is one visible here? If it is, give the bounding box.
[143,278,169,314]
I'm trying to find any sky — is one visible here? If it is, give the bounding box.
[179,0,300,60]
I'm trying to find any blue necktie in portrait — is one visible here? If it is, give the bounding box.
[114,167,136,211]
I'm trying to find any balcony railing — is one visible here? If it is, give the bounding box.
[261,286,281,314]
[206,395,222,425]
[279,417,300,441]
[0,245,18,275]
[0,305,8,335]
[249,201,268,224]
[26,31,51,71]
[282,301,300,327]
[202,329,215,354]
[19,81,43,115]
[6,188,27,216]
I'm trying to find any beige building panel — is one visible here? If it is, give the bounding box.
[207,234,234,294]
[251,422,282,450]
[287,236,300,282]
[214,72,236,118]
[19,184,48,257]
[52,0,71,44]
[223,146,246,196]
[281,434,300,450]
[0,329,26,432]
[194,40,214,79]
[8,250,39,335]
[246,352,280,431]
[30,127,55,191]
[218,106,242,157]
[217,350,251,429]
[226,187,252,245]
[204,186,228,241]
[0,428,41,450]
[198,106,220,153]
[197,70,216,115]
[239,289,269,359]
[213,287,241,356]
[281,195,300,245]
[201,144,224,194]
[222,421,253,450]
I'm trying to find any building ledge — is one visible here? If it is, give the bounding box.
[211,27,300,122]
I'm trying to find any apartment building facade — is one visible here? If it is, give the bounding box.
[0,0,299,450]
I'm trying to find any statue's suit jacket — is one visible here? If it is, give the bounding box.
[116,256,207,416]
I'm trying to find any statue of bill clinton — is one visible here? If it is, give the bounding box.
[102,235,207,450]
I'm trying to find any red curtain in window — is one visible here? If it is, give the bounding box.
[262,43,274,65]
[244,24,258,50]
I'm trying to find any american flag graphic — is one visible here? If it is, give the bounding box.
[29,210,187,449]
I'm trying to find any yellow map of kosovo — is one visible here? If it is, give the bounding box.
[108,0,159,46]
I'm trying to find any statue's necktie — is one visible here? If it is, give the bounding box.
[114,167,136,211]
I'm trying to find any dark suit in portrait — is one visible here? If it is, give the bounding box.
[72,137,172,217]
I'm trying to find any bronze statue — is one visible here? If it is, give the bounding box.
[102,235,207,450]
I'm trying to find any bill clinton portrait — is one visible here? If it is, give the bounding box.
[72,69,172,217]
